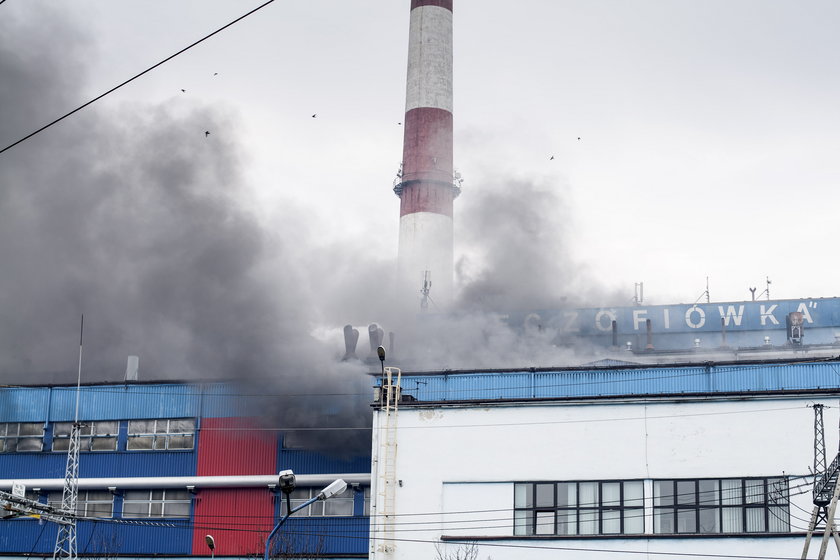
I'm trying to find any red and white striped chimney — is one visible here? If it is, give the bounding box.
[394,0,458,308]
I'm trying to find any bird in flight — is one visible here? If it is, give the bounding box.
[213,72,218,76]
[577,137,581,141]
[205,131,210,137]
[549,155,554,160]
[311,114,317,118]
[181,89,186,93]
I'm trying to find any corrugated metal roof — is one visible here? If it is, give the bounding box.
[396,359,840,403]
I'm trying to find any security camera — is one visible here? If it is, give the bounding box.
[278,470,296,495]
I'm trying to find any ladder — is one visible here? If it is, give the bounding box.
[375,367,401,556]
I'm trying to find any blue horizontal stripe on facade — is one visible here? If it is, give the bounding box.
[271,517,370,556]
[397,360,840,402]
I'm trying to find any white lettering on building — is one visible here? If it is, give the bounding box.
[633,309,648,330]
[594,310,617,332]
[796,302,815,323]
[760,304,779,325]
[686,306,706,329]
[563,311,580,333]
[718,305,745,327]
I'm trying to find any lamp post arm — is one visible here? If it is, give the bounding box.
[263,495,321,560]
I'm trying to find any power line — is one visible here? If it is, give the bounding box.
[0,0,276,157]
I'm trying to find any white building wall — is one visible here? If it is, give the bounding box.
[371,396,833,560]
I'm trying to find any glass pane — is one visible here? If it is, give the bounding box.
[153,438,166,450]
[127,436,152,450]
[91,437,116,451]
[677,509,697,533]
[557,510,576,535]
[746,508,765,532]
[170,419,195,433]
[602,482,621,507]
[150,502,163,517]
[768,506,789,532]
[168,435,193,449]
[721,480,742,505]
[86,491,112,502]
[19,423,43,436]
[324,498,353,516]
[624,509,644,534]
[124,491,149,501]
[54,423,72,436]
[309,500,324,516]
[654,481,674,506]
[768,479,788,504]
[165,490,190,501]
[155,421,168,434]
[535,484,554,507]
[52,438,69,452]
[602,509,620,534]
[122,502,148,518]
[513,510,531,536]
[698,508,720,533]
[88,503,113,518]
[151,491,164,500]
[624,481,643,507]
[557,483,576,507]
[514,484,531,508]
[579,483,598,508]
[78,424,93,436]
[128,420,154,434]
[535,511,555,535]
[579,510,598,535]
[722,507,743,532]
[5,438,18,451]
[17,438,42,452]
[677,480,696,505]
[164,501,190,518]
[698,480,719,505]
[745,480,763,504]
[0,424,7,436]
[94,421,118,435]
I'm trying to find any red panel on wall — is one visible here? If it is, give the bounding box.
[193,418,278,554]
[192,488,275,556]
[196,417,276,476]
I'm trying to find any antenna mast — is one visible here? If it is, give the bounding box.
[53,315,84,560]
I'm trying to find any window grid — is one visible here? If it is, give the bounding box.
[122,490,191,518]
[52,421,118,452]
[653,477,789,534]
[514,481,644,536]
[48,490,114,518]
[127,419,195,451]
[0,423,43,452]
[280,487,354,517]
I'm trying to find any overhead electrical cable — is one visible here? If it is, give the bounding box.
[0,0,276,157]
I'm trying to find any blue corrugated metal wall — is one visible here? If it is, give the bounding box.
[398,360,840,402]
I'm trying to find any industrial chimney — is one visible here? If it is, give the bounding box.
[394,0,459,308]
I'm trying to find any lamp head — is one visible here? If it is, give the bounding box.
[377,346,385,363]
[278,469,296,495]
[205,535,215,551]
[318,479,348,500]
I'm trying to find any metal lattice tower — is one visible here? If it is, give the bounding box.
[53,316,84,560]
[803,403,840,559]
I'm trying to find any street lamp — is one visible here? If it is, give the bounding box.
[263,470,347,560]
[204,535,215,559]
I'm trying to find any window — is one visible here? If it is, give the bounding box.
[0,423,43,452]
[127,419,195,450]
[53,421,118,452]
[280,487,354,517]
[48,491,113,518]
[653,478,789,534]
[514,481,644,536]
[122,490,191,518]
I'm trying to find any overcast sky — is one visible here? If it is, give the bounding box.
[2,1,839,380]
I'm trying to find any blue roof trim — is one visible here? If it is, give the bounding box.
[394,359,840,403]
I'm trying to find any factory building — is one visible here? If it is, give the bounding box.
[369,356,840,560]
[0,381,371,559]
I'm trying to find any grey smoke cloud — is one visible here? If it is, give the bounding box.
[0,7,386,453]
